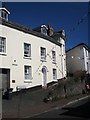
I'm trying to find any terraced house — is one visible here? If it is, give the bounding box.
[0,8,66,93]
[66,43,90,74]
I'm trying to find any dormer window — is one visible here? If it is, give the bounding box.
[62,30,65,37]
[41,25,48,36]
[0,8,10,21]
[33,24,48,36]
[1,10,7,20]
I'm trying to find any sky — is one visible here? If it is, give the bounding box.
[2,2,89,50]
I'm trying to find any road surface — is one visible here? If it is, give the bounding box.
[30,95,90,119]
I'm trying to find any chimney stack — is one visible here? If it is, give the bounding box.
[47,24,53,36]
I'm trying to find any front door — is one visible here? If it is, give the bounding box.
[42,66,47,88]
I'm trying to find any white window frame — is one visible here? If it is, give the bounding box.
[41,25,48,36]
[53,69,57,80]
[24,43,31,58]
[0,37,6,54]
[40,47,46,61]
[86,50,88,57]
[24,66,32,82]
[52,50,56,63]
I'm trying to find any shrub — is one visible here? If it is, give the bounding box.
[73,70,86,83]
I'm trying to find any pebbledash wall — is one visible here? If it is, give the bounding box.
[0,8,66,92]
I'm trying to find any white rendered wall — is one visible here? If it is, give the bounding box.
[0,24,66,91]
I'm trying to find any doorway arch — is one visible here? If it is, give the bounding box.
[42,66,47,88]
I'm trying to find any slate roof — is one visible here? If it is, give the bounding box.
[66,43,90,53]
[0,18,65,46]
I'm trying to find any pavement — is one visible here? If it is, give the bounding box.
[2,85,90,119]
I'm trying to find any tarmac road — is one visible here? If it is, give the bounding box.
[2,86,90,119]
[30,95,90,119]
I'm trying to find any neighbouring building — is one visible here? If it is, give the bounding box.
[66,43,90,74]
[0,8,66,92]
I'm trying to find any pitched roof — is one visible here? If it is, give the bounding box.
[0,18,65,46]
[0,8,10,14]
[66,43,90,52]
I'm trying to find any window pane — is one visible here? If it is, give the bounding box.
[53,69,57,79]
[52,51,56,62]
[0,37,6,53]
[24,66,32,80]
[24,43,31,57]
[41,47,46,60]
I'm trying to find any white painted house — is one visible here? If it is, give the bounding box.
[66,43,90,74]
[0,8,66,92]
